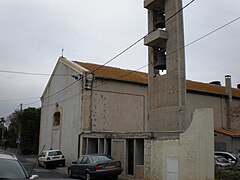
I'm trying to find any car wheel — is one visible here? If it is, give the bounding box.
[86,172,91,180]
[112,175,118,179]
[62,161,65,167]
[43,162,48,169]
[37,161,41,167]
[68,168,72,177]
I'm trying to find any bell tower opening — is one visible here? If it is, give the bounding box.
[144,0,186,131]
[153,47,167,76]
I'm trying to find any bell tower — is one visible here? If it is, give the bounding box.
[144,0,186,131]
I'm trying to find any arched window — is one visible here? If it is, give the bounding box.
[53,111,61,126]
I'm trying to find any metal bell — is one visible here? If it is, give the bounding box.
[153,10,165,29]
[154,48,166,70]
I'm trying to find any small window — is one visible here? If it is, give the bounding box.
[53,112,61,126]
[77,158,82,164]
[81,156,88,164]
[86,157,91,164]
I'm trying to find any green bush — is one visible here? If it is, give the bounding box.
[215,169,240,180]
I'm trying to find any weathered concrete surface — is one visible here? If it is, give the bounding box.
[145,108,214,180]
[145,0,186,132]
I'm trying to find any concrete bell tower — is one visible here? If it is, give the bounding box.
[144,0,186,131]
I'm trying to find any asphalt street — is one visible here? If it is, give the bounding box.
[16,153,130,180]
[16,153,70,179]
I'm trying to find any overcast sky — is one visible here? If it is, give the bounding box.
[0,0,240,118]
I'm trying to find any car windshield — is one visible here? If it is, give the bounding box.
[48,151,62,156]
[0,159,27,178]
[216,156,229,163]
[91,155,113,162]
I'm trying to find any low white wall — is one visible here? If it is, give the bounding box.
[146,108,214,180]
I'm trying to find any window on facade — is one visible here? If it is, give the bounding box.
[107,139,112,156]
[53,111,61,126]
[127,139,134,175]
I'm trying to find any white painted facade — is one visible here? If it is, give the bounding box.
[39,57,147,165]
[39,58,85,163]
[39,57,239,179]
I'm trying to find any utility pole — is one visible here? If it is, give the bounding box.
[17,104,22,153]
[0,117,5,149]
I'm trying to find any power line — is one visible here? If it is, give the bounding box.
[93,15,240,89]
[167,16,240,57]
[9,2,236,113]
[0,99,41,117]
[3,14,239,114]
[0,97,40,102]
[3,2,239,117]
[166,0,195,23]
[0,70,50,76]
[0,104,22,118]
[0,69,69,76]
[43,78,81,100]
[2,1,195,106]
[93,64,148,89]
[41,91,81,108]
[91,0,195,73]
[23,99,41,107]
[43,0,195,99]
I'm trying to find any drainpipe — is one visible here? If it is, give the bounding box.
[225,75,232,129]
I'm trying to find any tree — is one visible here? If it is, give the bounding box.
[7,107,40,154]
[6,113,18,148]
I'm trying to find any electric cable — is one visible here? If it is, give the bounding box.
[0,104,21,118]
[0,0,195,77]
[3,9,237,111]
[167,16,240,57]
[0,69,69,76]
[93,15,240,89]
[91,0,195,73]
[41,0,195,101]
[1,0,196,111]
[9,1,240,113]
[0,97,40,102]
[23,99,41,107]
[93,64,148,89]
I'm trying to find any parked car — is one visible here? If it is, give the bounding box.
[0,152,38,179]
[215,155,234,169]
[68,154,123,180]
[215,151,237,164]
[38,150,65,168]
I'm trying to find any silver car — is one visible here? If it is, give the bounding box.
[0,152,38,179]
[215,155,234,169]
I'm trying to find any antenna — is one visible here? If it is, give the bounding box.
[61,48,64,57]
[28,145,45,178]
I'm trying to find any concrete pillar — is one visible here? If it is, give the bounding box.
[144,0,186,132]
[81,89,93,131]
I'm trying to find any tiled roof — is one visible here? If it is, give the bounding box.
[74,61,148,84]
[73,61,240,98]
[215,128,240,137]
[186,80,240,97]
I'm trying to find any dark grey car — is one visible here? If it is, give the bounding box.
[68,154,122,180]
